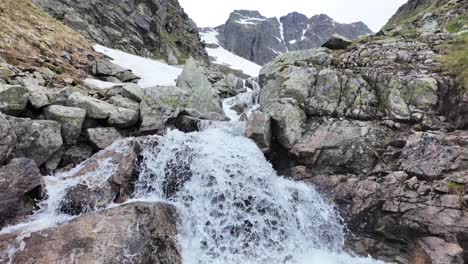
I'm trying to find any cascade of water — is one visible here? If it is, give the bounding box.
[0,78,382,264]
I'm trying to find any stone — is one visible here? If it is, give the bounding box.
[0,202,181,264]
[43,105,87,144]
[399,132,461,180]
[0,84,29,115]
[0,158,42,228]
[66,92,117,119]
[58,138,139,215]
[107,107,139,128]
[28,89,50,109]
[176,58,223,115]
[0,113,15,166]
[108,95,140,111]
[61,144,94,167]
[409,237,463,264]
[321,34,353,50]
[47,86,87,105]
[86,127,122,149]
[7,117,63,166]
[245,112,272,152]
[119,83,146,102]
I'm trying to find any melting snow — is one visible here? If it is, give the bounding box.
[86,45,183,88]
[200,30,261,77]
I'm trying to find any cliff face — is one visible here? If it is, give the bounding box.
[33,0,209,64]
[211,10,373,65]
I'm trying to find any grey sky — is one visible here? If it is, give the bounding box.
[178,0,408,32]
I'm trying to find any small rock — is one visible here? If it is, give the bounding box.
[86,127,122,149]
[67,92,117,120]
[0,84,30,115]
[108,95,140,111]
[43,105,87,144]
[245,112,272,153]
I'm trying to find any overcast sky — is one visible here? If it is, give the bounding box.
[178,0,408,32]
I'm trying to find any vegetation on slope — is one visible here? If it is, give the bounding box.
[442,33,468,90]
[0,0,98,78]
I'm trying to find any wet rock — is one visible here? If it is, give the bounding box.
[0,113,16,166]
[245,112,272,152]
[59,139,138,214]
[0,84,29,115]
[0,158,42,228]
[7,117,63,166]
[0,202,181,264]
[61,144,94,167]
[43,105,87,144]
[86,127,122,149]
[410,237,463,264]
[322,34,353,50]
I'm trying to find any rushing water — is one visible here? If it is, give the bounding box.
[0,87,383,264]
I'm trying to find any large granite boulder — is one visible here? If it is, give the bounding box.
[6,116,63,166]
[0,84,30,115]
[0,158,42,228]
[43,105,87,144]
[0,202,181,264]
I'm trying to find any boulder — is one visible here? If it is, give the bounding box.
[321,34,353,50]
[108,95,140,111]
[28,89,50,109]
[0,84,29,115]
[176,58,223,115]
[7,117,63,166]
[61,144,94,167]
[94,58,139,83]
[107,107,139,128]
[0,113,15,166]
[43,105,87,144]
[119,83,145,102]
[66,92,116,119]
[59,138,138,215]
[86,127,122,150]
[0,202,181,264]
[47,86,87,105]
[409,237,463,264]
[0,158,42,228]
[245,112,272,152]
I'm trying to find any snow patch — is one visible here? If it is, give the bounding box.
[200,30,261,77]
[92,45,183,88]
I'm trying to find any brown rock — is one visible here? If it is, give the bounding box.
[0,202,181,264]
[409,237,463,264]
[245,112,272,152]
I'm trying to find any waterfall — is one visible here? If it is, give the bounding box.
[0,82,383,264]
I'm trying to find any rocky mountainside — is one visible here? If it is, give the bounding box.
[32,0,209,64]
[210,10,373,65]
[243,0,468,263]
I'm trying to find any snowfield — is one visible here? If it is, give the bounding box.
[200,30,261,77]
[86,45,183,88]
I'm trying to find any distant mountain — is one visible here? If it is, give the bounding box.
[207,10,373,65]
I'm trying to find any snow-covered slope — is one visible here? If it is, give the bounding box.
[200,30,261,77]
[86,44,183,88]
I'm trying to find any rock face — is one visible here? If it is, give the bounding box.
[33,0,209,63]
[0,158,42,228]
[0,202,181,264]
[252,1,468,261]
[211,10,373,65]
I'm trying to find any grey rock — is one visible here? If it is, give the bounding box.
[34,0,208,63]
[94,59,139,83]
[0,158,42,228]
[28,89,50,109]
[0,84,30,115]
[43,105,87,144]
[245,112,272,152]
[86,127,122,149]
[61,144,94,166]
[0,202,181,264]
[108,95,140,111]
[0,113,16,166]
[107,107,139,128]
[321,34,353,50]
[7,117,63,166]
[66,92,116,119]
[120,83,146,102]
[410,237,463,264]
